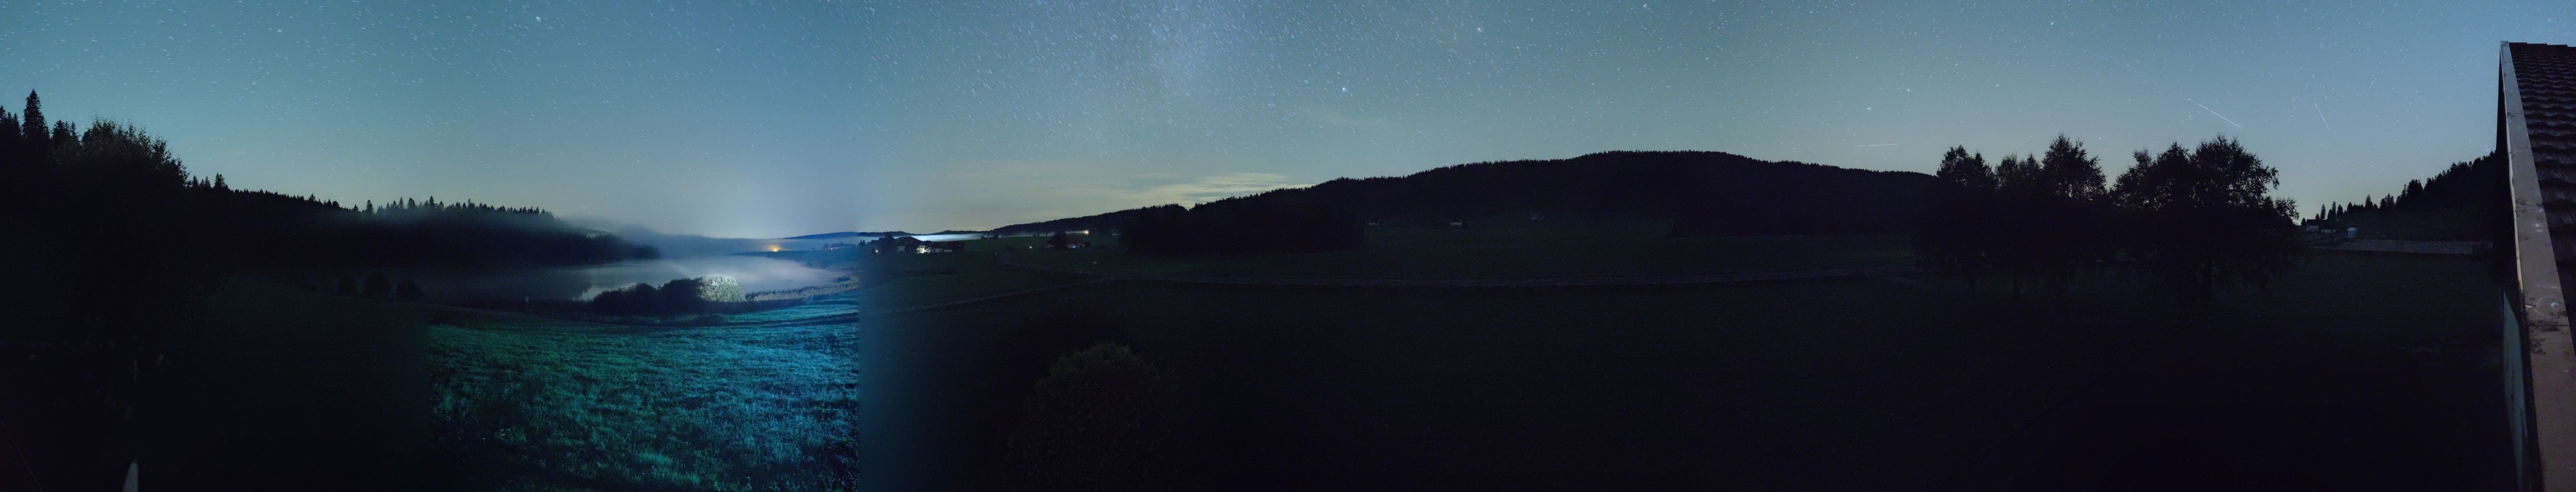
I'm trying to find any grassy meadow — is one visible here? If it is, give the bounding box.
[427,310,864,491]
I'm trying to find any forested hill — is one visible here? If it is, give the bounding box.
[2308,152,2507,241]
[989,150,1935,237]
[198,190,660,268]
[0,92,656,271]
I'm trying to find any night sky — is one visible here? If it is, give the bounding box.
[5,0,2571,238]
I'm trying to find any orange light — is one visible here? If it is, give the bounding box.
[769,245,782,252]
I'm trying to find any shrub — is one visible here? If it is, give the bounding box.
[695,276,745,303]
[363,271,392,297]
[587,276,741,317]
[1002,343,1179,492]
[395,279,425,301]
[591,283,658,315]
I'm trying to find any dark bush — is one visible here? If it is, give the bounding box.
[363,271,391,297]
[587,276,740,317]
[1002,343,1179,492]
[591,283,658,315]
[656,277,707,314]
[395,279,425,301]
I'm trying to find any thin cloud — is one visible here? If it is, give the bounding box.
[1135,172,1303,205]
[910,167,1307,230]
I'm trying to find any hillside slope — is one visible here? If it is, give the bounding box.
[989,151,1932,238]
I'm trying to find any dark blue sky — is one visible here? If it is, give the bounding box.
[5,0,2570,237]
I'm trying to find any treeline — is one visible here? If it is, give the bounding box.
[989,150,1934,242]
[1120,191,1363,255]
[0,91,655,271]
[1916,135,2303,308]
[2307,154,2506,241]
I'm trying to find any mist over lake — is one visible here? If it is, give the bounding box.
[397,255,849,303]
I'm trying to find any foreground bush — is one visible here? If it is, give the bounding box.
[589,275,743,316]
[1003,343,1179,492]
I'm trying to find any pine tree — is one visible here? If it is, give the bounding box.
[0,105,17,178]
[21,91,43,148]
[0,105,18,152]
[49,120,73,148]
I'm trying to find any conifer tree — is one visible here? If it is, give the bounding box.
[50,120,73,148]
[0,105,18,152]
[21,91,43,149]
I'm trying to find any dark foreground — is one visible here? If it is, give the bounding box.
[0,280,430,491]
[0,251,2510,491]
[859,251,2510,491]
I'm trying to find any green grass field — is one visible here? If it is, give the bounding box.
[426,311,863,491]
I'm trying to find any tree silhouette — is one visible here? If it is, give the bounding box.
[2031,135,2112,292]
[2039,135,2106,200]
[20,91,43,154]
[2307,153,2504,241]
[1985,154,2052,298]
[1003,343,1179,492]
[1994,154,2039,192]
[395,279,425,301]
[656,277,708,314]
[2111,135,2300,312]
[0,92,670,484]
[364,271,392,297]
[1925,138,2113,299]
[0,104,17,161]
[49,120,73,148]
[1917,146,1995,279]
